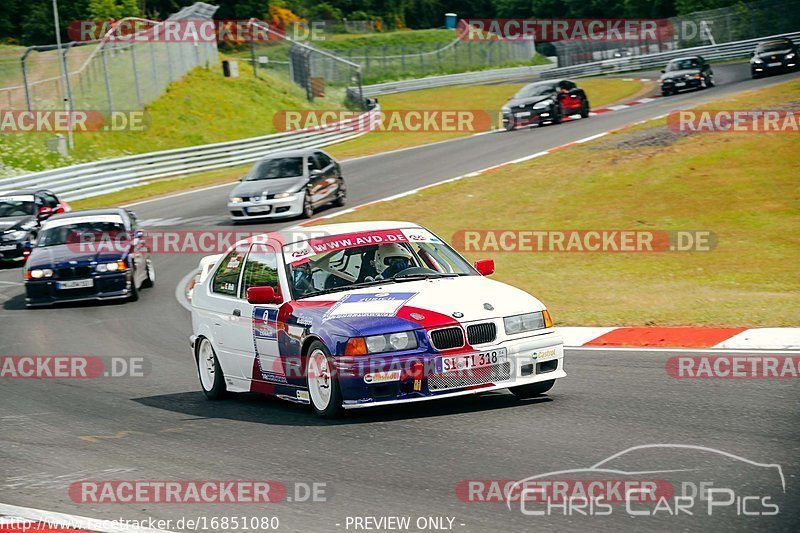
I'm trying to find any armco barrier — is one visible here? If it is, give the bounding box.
[0,107,380,201]
[540,32,800,79]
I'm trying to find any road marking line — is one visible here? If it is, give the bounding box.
[0,503,175,533]
[568,346,800,354]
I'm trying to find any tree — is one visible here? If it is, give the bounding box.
[88,0,141,20]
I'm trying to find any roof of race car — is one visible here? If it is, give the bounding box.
[245,221,424,246]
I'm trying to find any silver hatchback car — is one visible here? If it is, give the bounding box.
[228,149,346,221]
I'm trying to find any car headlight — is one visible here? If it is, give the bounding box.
[786,52,795,59]
[345,331,418,355]
[96,261,127,272]
[27,268,53,279]
[272,192,293,199]
[230,197,243,203]
[753,58,763,64]
[533,99,553,109]
[501,106,511,113]
[504,310,553,334]
[4,230,27,241]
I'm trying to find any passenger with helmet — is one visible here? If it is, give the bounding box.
[372,243,415,279]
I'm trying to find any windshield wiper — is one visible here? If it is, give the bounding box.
[391,272,463,282]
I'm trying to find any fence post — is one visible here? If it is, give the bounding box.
[21,48,32,112]
[165,43,174,81]
[131,44,143,107]
[400,45,406,72]
[250,28,258,77]
[364,47,370,77]
[101,45,114,114]
[419,44,424,70]
[150,42,158,85]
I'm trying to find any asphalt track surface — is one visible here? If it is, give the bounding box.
[1,63,798,532]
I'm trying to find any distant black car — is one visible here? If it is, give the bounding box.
[501,79,590,131]
[0,189,70,264]
[24,208,154,307]
[659,56,714,96]
[750,38,798,78]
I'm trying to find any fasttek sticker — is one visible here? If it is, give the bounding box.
[323,292,417,320]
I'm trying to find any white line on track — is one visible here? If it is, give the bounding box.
[0,503,175,533]
[567,346,800,354]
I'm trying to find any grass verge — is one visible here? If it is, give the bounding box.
[318,79,800,327]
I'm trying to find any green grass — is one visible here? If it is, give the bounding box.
[328,78,648,160]
[319,80,800,327]
[0,56,332,175]
[314,29,460,51]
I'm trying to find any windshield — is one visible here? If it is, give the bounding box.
[514,83,555,98]
[0,197,35,218]
[284,230,476,299]
[757,41,791,53]
[667,58,700,71]
[245,157,304,181]
[37,220,127,247]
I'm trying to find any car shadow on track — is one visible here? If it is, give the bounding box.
[133,390,552,427]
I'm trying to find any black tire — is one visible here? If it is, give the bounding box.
[128,273,139,302]
[305,340,343,418]
[333,178,347,207]
[661,90,671,97]
[551,105,562,124]
[751,71,760,79]
[706,74,715,87]
[140,258,155,288]
[580,100,590,118]
[510,379,555,399]
[302,191,314,219]
[504,117,515,131]
[196,338,227,400]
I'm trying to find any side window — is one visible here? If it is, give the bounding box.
[241,244,280,296]
[41,192,59,207]
[307,155,320,172]
[212,249,246,297]
[316,152,332,168]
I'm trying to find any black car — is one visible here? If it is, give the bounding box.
[660,56,714,96]
[750,38,799,78]
[228,149,346,221]
[0,189,70,264]
[501,79,590,131]
[24,208,154,307]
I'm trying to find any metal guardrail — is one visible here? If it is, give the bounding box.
[0,107,380,201]
[354,63,555,96]
[541,32,800,79]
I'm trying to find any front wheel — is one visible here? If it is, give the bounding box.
[580,100,590,118]
[197,338,227,400]
[706,74,715,87]
[510,379,555,399]
[333,179,347,207]
[302,192,314,219]
[306,341,343,418]
[141,258,155,288]
[504,116,515,131]
[551,105,562,124]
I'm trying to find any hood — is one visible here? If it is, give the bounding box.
[296,275,544,337]
[231,177,308,198]
[27,244,127,269]
[0,215,34,233]
[660,69,700,80]
[755,49,792,60]
[505,95,554,109]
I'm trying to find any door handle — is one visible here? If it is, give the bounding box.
[232,309,241,317]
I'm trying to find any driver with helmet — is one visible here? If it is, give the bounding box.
[371,243,415,279]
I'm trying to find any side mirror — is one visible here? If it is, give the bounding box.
[474,259,495,276]
[660,69,665,73]
[247,286,283,305]
[309,169,323,177]
[134,230,144,239]
[749,51,754,57]
[37,206,53,220]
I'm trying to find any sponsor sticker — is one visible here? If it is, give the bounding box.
[364,370,402,384]
[323,292,417,320]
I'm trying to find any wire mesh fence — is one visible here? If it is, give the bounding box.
[0,2,219,112]
[552,0,800,67]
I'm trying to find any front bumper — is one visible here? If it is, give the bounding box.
[336,330,565,409]
[228,194,304,221]
[25,272,133,307]
[503,109,551,128]
[0,241,28,262]
[752,59,797,74]
[661,77,703,91]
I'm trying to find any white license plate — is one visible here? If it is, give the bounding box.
[440,348,507,374]
[515,111,531,117]
[247,205,272,214]
[0,244,17,251]
[57,279,94,289]
[675,82,686,87]
[768,62,782,67]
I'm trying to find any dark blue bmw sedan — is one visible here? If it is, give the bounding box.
[24,208,155,307]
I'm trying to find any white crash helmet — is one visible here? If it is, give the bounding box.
[372,243,413,274]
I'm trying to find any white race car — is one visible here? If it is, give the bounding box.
[190,221,565,417]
